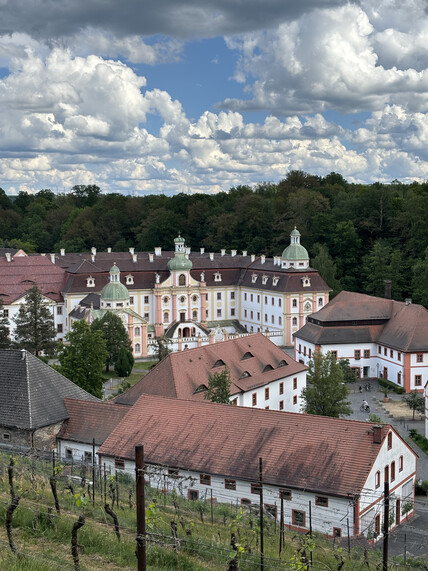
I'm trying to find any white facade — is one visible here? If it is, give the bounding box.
[98,425,416,540]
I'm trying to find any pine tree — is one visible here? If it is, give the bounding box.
[114,347,135,377]
[204,367,231,404]
[13,284,56,356]
[301,351,352,418]
[57,320,107,398]
[0,300,11,349]
[91,312,132,371]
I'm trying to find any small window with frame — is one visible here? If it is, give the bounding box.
[315,496,328,507]
[225,479,236,490]
[200,474,211,486]
[279,488,292,501]
[2,432,11,441]
[292,509,306,527]
[115,459,125,470]
[251,482,262,495]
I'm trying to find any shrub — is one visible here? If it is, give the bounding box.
[378,378,404,394]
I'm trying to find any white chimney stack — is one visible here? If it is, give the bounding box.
[149,253,154,262]
[107,247,112,253]
[91,247,96,256]
[129,247,135,255]
[91,254,95,262]
[221,249,226,256]
[133,253,138,263]
[261,255,266,264]
[50,253,55,264]
[5,252,11,262]
[251,254,255,262]
[242,250,247,257]
[210,253,214,261]
[231,250,237,257]
[155,247,162,256]
[200,248,205,254]
[60,248,65,256]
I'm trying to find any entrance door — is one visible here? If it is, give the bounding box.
[363,366,370,378]
[383,367,388,380]
[180,312,186,322]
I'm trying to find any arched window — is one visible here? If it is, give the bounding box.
[135,327,140,336]
[318,297,323,306]
[163,312,169,322]
[135,343,140,353]
[292,317,297,326]
[179,274,186,286]
[292,299,297,308]
[192,310,198,320]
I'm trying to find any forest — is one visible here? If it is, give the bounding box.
[0,171,427,307]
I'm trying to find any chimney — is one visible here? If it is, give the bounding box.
[384,279,391,299]
[91,254,95,262]
[155,247,162,256]
[107,247,112,253]
[200,248,205,254]
[133,253,137,263]
[149,253,154,262]
[60,248,65,256]
[251,254,255,262]
[210,253,214,261]
[186,247,191,255]
[405,298,412,306]
[5,252,11,262]
[129,247,135,255]
[221,249,226,256]
[242,250,247,257]
[261,255,266,264]
[91,247,96,256]
[372,425,383,444]
[21,349,26,361]
[231,250,237,257]
[50,253,55,264]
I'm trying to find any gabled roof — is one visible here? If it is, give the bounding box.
[296,291,428,353]
[98,393,396,497]
[0,350,99,430]
[57,399,128,445]
[114,334,306,405]
[0,255,67,304]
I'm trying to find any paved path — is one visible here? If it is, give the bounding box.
[347,380,428,481]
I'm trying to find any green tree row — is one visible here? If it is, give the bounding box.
[0,174,427,306]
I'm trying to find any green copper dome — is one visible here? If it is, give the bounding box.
[281,227,309,261]
[101,263,129,301]
[168,255,193,272]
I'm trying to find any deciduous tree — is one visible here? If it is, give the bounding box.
[0,300,11,349]
[57,320,107,398]
[13,284,56,356]
[204,367,231,404]
[91,312,132,372]
[403,391,424,421]
[301,351,352,418]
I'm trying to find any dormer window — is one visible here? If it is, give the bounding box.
[263,364,274,372]
[126,274,134,285]
[302,276,311,287]
[241,351,254,360]
[262,274,268,285]
[179,274,186,286]
[239,371,251,379]
[272,276,279,286]
[213,359,225,368]
[214,272,222,282]
[86,276,95,287]
[251,273,258,284]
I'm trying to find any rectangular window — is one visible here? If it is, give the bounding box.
[3,309,9,318]
[200,474,211,485]
[387,432,392,449]
[144,313,149,320]
[375,514,380,536]
[271,298,274,305]
[57,324,63,333]
[390,349,394,358]
[225,479,236,490]
[298,344,302,353]
[378,345,382,354]
[397,352,401,361]
[417,354,423,363]
[293,377,297,390]
[271,315,274,324]
[265,387,269,400]
[252,393,257,406]
[354,350,361,360]
[265,314,268,322]
[250,294,253,302]
[415,375,422,386]
[244,310,247,318]
[188,490,199,501]
[278,299,282,307]
[57,306,62,315]
[65,448,73,459]
[250,311,253,319]
[331,351,337,360]
[265,296,268,304]
[231,308,235,316]
[315,496,329,507]
[391,461,395,482]
[292,510,306,527]
[280,489,292,500]
[375,471,380,488]
[257,312,260,320]
[364,349,370,359]
[84,451,92,463]
[279,400,284,410]
[217,292,221,300]
[279,382,284,395]
[2,432,11,441]
[217,309,222,317]
[244,293,247,301]
[130,296,134,304]
[144,295,149,304]
[384,347,387,356]
[257,295,260,303]
[251,482,262,495]
[293,395,298,405]
[231,292,235,300]
[399,456,403,472]
[308,348,311,358]
[115,459,125,470]
[333,528,342,537]
[303,346,306,356]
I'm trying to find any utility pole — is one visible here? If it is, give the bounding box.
[383,481,389,571]
[135,445,146,571]
[259,457,264,571]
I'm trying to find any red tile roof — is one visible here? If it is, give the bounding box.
[98,393,393,497]
[57,399,128,445]
[114,334,306,405]
[0,255,67,303]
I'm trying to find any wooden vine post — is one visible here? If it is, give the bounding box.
[71,515,86,570]
[6,457,20,554]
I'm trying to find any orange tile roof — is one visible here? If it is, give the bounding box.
[114,334,306,405]
[99,393,392,497]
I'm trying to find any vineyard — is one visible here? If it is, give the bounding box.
[0,449,423,570]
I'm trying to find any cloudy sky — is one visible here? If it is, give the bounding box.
[0,0,427,195]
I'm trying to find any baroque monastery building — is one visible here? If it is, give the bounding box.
[0,228,330,356]
[294,291,428,393]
